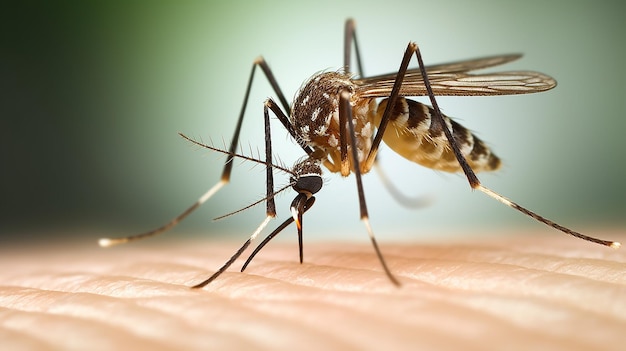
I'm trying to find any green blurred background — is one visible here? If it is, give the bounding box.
[2,0,624,246]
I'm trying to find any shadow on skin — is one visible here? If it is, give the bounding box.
[1,231,625,350]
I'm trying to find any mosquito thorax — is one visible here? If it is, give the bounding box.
[291,71,375,175]
[291,71,354,144]
[290,158,323,196]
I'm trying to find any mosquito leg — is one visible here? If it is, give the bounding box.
[191,215,273,289]
[100,58,303,246]
[339,90,401,286]
[408,43,620,249]
[222,57,291,181]
[241,218,294,273]
[241,197,316,272]
[263,101,277,217]
[403,43,480,187]
[345,19,421,208]
[190,83,293,287]
[98,181,226,247]
[478,186,620,248]
[363,43,415,172]
[337,90,350,175]
[265,98,313,155]
[343,18,364,77]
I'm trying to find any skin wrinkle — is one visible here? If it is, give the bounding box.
[0,231,624,351]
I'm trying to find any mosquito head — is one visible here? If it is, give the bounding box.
[290,157,323,197]
[289,157,322,230]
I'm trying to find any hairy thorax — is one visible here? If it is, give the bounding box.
[291,71,375,176]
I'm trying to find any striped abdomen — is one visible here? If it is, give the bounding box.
[373,98,501,173]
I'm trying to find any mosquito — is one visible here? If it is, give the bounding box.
[99,19,620,288]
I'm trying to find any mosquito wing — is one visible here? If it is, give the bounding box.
[354,54,556,97]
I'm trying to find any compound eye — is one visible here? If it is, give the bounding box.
[293,174,323,195]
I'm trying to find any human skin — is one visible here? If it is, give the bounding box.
[1,230,624,351]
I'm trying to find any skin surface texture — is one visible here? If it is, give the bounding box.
[1,231,624,351]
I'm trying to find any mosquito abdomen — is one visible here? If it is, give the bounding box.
[374,98,501,173]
